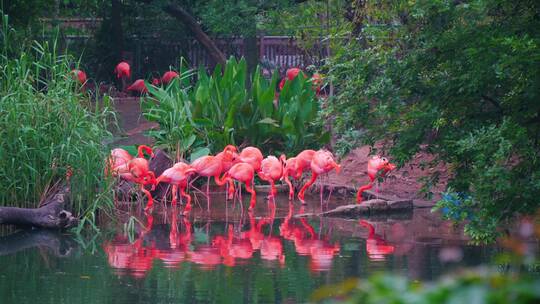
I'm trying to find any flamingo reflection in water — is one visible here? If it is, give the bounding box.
[359,220,395,261]
[103,210,193,278]
[280,204,340,272]
[103,213,157,278]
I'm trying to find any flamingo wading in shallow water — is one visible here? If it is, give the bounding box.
[297,150,340,204]
[218,163,257,210]
[190,145,238,208]
[156,162,197,215]
[257,155,283,198]
[356,156,396,203]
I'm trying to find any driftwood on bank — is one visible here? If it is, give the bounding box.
[0,184,78,229]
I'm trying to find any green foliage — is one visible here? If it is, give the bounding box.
[143,57,327,157]
[314,270,540,304]
[0,14,114,225]
[326,0,540,242]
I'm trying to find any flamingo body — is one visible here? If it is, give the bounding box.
[115,61,131,79]
[161,71,179,84]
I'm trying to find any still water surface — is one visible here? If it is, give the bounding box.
[0,194,500,303]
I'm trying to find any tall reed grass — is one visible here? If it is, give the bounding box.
[0,13,114,229]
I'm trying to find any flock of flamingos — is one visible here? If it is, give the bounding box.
[75,61,396,215]
[72,62,399,276]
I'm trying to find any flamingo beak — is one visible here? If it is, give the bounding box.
[334,163,341,174]
[388,163,397,171]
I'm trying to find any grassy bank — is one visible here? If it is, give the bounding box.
[0,14,114,229]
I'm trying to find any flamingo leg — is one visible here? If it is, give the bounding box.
[228,179,235,200]
[142,184,154,212]
[245,180,257,211]
[356,183,374,203]
[298,172,318,204]
[270,180,276,197]
[180,186,192,215]
[206,176,210,211]
[284,175,294,200]
[171,185,178,206]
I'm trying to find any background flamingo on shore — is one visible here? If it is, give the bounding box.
[297,150,340,204]
[127,79,148,94]
[156,162,197,215]
[161,71,179,85]
[114,61,131,91]
[356,156,396,203]
[71,69,87,89]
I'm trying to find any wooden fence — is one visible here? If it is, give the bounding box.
[63,35,328,78]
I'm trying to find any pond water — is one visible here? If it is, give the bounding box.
[0,193,502,303]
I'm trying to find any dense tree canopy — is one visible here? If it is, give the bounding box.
[326,0,540,242]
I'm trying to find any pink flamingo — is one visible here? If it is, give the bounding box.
[114,61,131,90]
[257,155,283,197]
[127,79,148,94]
[190,145,238,208]
[236,146,263,171]
[279,154,302,200]
[218,163,257,210]
[279,68,304,90]
[297,150,340,204]
[156,162,197,215]
[106,145,154,177]
[71,69,87,86]
[356,156,396,203]
[161,71,179,85]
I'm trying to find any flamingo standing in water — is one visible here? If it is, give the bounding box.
[114,61,131,91]
[218,163,257,210]
[190,145,238,205]
[127,79,148,94]
[257,155,283,197]
[279,150,316,201]
[161,71,179,85]
[236,146,263,171]
[356,156,396,203]
[297,150,340,204]
[280,155,299,200]
[156,162,197,215]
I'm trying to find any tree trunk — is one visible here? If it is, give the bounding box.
[0,185,78,229]
[163,4,226,66]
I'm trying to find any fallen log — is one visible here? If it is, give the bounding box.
[0,184,79,229]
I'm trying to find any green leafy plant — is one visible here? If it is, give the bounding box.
[142,57,328,157]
